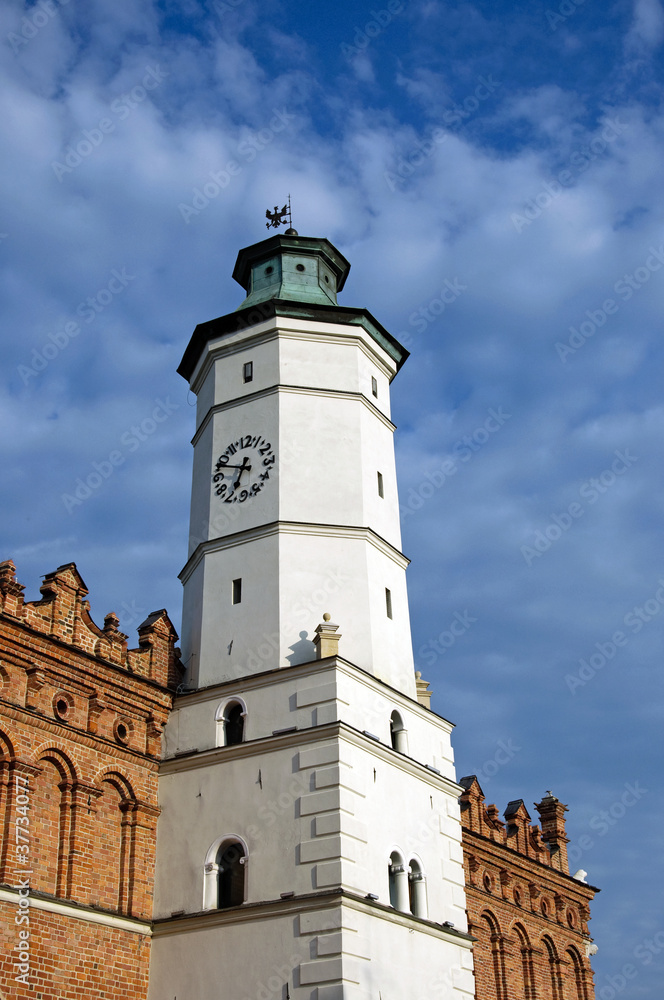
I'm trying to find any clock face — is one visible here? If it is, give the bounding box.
[212,434,275,503]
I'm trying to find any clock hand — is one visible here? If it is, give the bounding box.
[232,455,252,489]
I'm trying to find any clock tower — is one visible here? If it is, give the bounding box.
[179,231,417,697]
[148,231,475,1000]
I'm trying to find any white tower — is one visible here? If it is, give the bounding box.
[149,232,475,1000]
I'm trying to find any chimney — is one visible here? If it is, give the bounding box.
[535,792,569,873]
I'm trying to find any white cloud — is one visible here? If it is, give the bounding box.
[626,0,664,54]
[1,6,663,987]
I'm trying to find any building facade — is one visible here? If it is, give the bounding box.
[147,231,476,1000]
[459,776,598,1000]
[0,559,179,998]
[0,230,598,999]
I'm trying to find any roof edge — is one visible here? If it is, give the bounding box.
[178,299,409,383]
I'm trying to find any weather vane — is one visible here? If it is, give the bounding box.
[265,194,292,230]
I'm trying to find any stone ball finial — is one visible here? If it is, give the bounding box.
[323,612,331,622]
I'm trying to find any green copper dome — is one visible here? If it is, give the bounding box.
[232,232,351,310]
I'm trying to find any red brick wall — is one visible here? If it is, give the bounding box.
[0,560,179,998]
[460,776,597,1000]
[0,901,151,999]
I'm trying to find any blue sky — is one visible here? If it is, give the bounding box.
[2,0,663,993]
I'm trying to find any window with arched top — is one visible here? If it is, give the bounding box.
[215,698,247,747]
[542,935,562,1000]
[203,836,247,909]
[217,841,246,908]
[513,923,536,1000]
[389,710,408,753]
[388,849,409,911]
[224,703,244,745]
[564,947,588,1000]
[407,857,428,918]
[476,912,508,1000]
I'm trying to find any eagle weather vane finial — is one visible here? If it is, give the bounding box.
[265,194,292,230]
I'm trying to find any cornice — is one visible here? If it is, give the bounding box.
[160,718,461,798]
[0,697,161,771]
[191,381,396,447]
[152,886,472,946]
[180,301,408,387]
[179,520,409,585]
[463,829,600,895]
[0,615,174,705]
[0,886,151,936]
[171,653,454,729]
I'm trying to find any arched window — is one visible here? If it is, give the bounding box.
[564,947,588,1000]
[217,841,246,908]
[215,698,247,747]
[408,857,428,918]
[94,780,126,912]
[204,837,247,909]
[513,923,536,1000]
[475,912,508,1000]
[388,849,409,911]
[224,703,244,745]
[542,935,563,1000]
[31,757,66,895]
[389,711,408,753]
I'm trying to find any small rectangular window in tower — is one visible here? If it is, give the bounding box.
[371,376,378,397]
[232,578,242,604]
[377,471,384,498]
[385,588,393,619]
[243,361,253,383]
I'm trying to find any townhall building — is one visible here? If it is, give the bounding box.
[0,231,597,999]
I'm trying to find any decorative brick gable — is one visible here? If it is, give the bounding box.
[0,560,181,998]
[459,776,598,1000]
